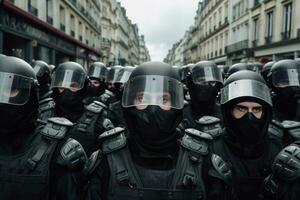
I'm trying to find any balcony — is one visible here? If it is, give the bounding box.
[60,24,65,32]
[281,31,291,40]
[28,4,38,16]
[225,40,248,54]
[265,36,272,44]
[47,16,53,25]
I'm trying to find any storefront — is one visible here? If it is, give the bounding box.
[0,1,100,67]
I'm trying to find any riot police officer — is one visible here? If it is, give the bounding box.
[85,61,222,200]
[106,65,123,103]
[43,62,111,156]
[84,62,108,105]
[0,55,86,200]
[261,61,275,87]
[225,62,256,79]
[208,70,282,200]
[267,60,300,146]
[183,60,223,137]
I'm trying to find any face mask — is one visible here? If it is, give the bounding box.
[229,112,266,144]
[128,106,181,146]
[191,84,219,102]
[0,103,37,137]
[53,89,84,108]
[86,84,105,97]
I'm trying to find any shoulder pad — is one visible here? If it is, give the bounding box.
[39,97,53,105]
[281,120,300,129]
[272,143,300,182]
[41,117,73,139]
[57,138,87,171]
[197,116,221,125]
[196,116,223,138]
[185,128,213,140]
[181,129,212,160]
[98,127,125,140]
[282,120,300,139]
[84,150,102,175]
[268,120,284,138]
[209,154,232,185]
[99,128,127,154]
[85,101,106,113]
[39,98,55,112]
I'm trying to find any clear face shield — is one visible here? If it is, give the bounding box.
[122,75,184,111]
[51,69,86,92]
[272,69,300,88]
[115,68,134,84]
[221,79,272,106]
[191,66,223,86]
[0,72,34,105]
[88,65,107,81]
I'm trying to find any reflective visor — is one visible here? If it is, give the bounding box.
[0,72,32,105]
[115,69,133,83]
[122,75,184,109]
[272,69,300,87]
[221,79,272,106]
[51,69,85,90]
[192,66,223,85]
[88,66,107,80]
[107,67,122,83]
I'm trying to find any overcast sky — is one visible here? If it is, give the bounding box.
[119,0,199,62]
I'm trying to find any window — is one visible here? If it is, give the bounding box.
[60,6,66,31]
[282,3,292,39]
[78,21,83,41]
[253,18,259,41]
[266,11,273,43]
[46,0,53,24]
[70,15,75,37]
[28,0,38,16]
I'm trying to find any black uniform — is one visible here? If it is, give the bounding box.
[268,60,300,146]
[208,70,282,200]
[45,62,111,156]
[85,61,225,200]
[0,55,86,200]
[183,61,223,137]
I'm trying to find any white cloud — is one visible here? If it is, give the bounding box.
[119,0,198,61]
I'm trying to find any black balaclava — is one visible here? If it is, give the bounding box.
[53,88,85,122]
[221,71,272,158]
[187,61,222,116]
[0,56,39,154]
[123,61,183,155]
[270,60,300,121]
[86,78,106,97]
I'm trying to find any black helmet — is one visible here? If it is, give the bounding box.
[32,60,51,86]
[48,64,55,73]
[261,61,275,85]
[226,63,254,78]
[106,65,123,84]
[87,62,107,81]
[269,60,300,93]
[122,61,184,152]
[187,60,223,109]
[51,61,86,91]
[248,62,263,73]
[179,64,193,83]
[221,70,272,146]
[0,56,39,136]
[51,62,87,118]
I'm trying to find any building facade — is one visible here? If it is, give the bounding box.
[139,35,151,64]
[0,0,102,68]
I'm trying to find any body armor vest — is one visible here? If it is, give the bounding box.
[0,117,71,200]
[37,98,55,124]
[70,101,107,156]
[99,128,212,200]
[211,138,281,200]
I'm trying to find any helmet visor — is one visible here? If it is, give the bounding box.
[88,66,107,80]
[33,65,47,77]
[122,75,184,110]
[115,69,133,83]
[272,69,300,87]
[0,72,32,105]
[51,69,85,91]
[107,67,123,83]
[192,66,223,85]
[221,79,272,106]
